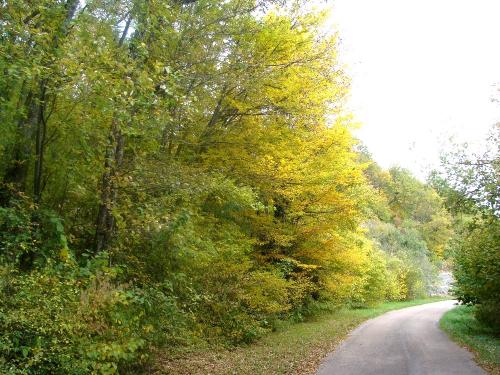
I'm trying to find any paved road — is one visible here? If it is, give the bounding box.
[316,300,486,375]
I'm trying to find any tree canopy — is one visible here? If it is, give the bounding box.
[0,1,457,373]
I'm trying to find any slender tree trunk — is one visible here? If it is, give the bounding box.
[197,89,226,154]
[34,80,48,203]
[3,91,37,193]
[95,120,124,253]
[1,0,79,203]
[32,0,79,202]
[94,15,132,254]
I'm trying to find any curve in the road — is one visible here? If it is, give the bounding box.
[316,300,486,375]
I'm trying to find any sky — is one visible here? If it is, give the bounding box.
[326,0,500,180]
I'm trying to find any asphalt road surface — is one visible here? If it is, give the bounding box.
[316,300,486,375]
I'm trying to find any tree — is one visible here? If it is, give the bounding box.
[437,124,499,215]
[436,124,500,327]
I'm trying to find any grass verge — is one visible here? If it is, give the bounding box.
[440,305,500,375]
[153,297,449,375]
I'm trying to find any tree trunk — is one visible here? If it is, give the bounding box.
[95,120,124,253]
[33,80,48,203]
[3,91,37,192]
[1,0,79,204]
[93,15,132,254]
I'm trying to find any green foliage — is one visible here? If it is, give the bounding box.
[350,248,391,307]
[0,261,187,374]
[437,124,499,215]
[440,305,499,370]
[0,0,452,371]
[0,196,37,265]
[435,125,500,329]
[367,220,437,300]
[452,217,500,328]
[355,151,453,304]
[0,192,70,268]
[158,297,449,374]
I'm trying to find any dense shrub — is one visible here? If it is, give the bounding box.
[384,256,408,301]
[453,217,500,328]
[367,221,437,300]
[0,261,187,374]
[0,196,70,268]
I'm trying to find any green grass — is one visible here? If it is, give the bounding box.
[153,297,449,375]
[440,305,500,375]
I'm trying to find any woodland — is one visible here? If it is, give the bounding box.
[0,0,498,373]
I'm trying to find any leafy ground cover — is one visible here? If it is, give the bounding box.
[153,297,449,375]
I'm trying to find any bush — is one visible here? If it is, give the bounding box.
[367,220,437,300]
[453,217,500,328]
[0,261,186,374]
[0,196,69,269]
[351,248,389,307]
[384,256,407,301]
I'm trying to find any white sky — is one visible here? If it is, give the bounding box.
[326,0,500,180]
